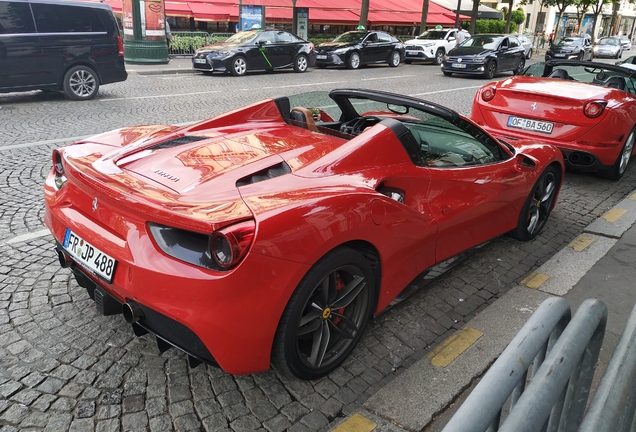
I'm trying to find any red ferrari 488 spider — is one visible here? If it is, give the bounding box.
[45,89,563,379]
[471,60,636,180]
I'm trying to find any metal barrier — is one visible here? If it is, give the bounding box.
[442,297,608,432]
[579,302,636,432]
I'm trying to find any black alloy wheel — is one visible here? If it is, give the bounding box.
[484,60,497,79]
[512,165,560,241]
[272,247,376,379]
[63,65,100,101]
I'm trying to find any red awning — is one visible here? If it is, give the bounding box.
[265,7,360,24]
[189,3,236,21]
[165,2,193,17]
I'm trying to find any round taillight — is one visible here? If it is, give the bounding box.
[210,220,255,269]
[481,86,496,102]
[584,101,606,118]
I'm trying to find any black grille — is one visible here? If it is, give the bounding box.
[149,135,207,150]
[406,45,423,51]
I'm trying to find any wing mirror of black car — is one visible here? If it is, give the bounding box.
[258,40,267,46]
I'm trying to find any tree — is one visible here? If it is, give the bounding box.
[589,0,610,42]
[359,0,369,28]
[505,0,514,33]
[544,0,576,41]
[511,9,526,32]
[573,0,593,36]
[469,0,480,34]
[420,0,429,34]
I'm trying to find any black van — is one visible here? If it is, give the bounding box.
[0,0,127,100]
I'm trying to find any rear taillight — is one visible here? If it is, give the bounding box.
[117,36,124,56]
[211,220,255,269]
[481,86,496,102]
[584,101,606,118]
[53,150,67,189]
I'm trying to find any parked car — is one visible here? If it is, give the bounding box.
[192,29,314,76]
[45,88,563,380]
[441,34,526,79]
[314,30,404,69]
[471,60,636,180]
[513,33,533,59]
[592,37,623,59]
[404,28,470,65]
[620,35,632,51]
[545,36,593,60]
[0,0,127,100]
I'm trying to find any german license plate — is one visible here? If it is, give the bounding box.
[554,53,565,57]
[193,58,206,64]
[63,228,117,283]
[507,116,554,134]
[452,63,466,68]
[406,50,418,55]
[316,55,327,60]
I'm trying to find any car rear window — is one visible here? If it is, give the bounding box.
[31,3,106,33]
[0,1,36,34]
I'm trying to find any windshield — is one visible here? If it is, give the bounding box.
[460,35,502,49]
[225,31,259,44]
[333,32,366,43]
[416,30,446,40]
[554,37,583,47]
[598,38,619,46]
[523,61,636,95]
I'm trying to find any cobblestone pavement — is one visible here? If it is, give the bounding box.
[1,63,635,432]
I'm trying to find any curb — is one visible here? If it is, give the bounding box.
[330,189,636,431]
[127,69,197,76]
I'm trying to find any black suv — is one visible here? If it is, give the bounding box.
[0,0,127,100]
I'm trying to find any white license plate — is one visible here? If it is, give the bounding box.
[194,58,207,64]
[316,55,327,60]
[63,228,117,283]
[507,116,554,134]
[406,51,419,55]
[452,63,466,68]
[554,53,565,57]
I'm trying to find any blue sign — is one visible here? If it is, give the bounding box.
[240,5,264,31]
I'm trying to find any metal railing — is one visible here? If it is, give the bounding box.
[442,297,608,432]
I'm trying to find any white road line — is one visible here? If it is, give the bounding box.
[410,85,483,96]
[1,135,92,151]
[100,90,222,101]
[262,81,346,89]
[362,75,416,81]
[5,229,51,245]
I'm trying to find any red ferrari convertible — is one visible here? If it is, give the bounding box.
[471,60,636,180]
[45,89,563,379]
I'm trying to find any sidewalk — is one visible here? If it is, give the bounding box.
[329,190,636,431]
[125,57,196,75]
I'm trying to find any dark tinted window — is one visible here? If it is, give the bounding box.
[378,32,392,43]
[0,1,35,34]
[31,3,106,33]
[276,31,292,43]
[509,37,520,48]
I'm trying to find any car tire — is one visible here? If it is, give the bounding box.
[230,56,247,76]
[433,49,444,65]
[603,127,635,181]
[526,48,533,59]
[272,247,376,380]
[511,165,560,241]
[294,54,308,73]
[388,50,401,67]
[513,57,526,75]
[62,65,100,101]
[347,52,361,69]
[484,60,497,79]
[443,71,453,76]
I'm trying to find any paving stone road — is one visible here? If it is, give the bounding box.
[1,62,635,432]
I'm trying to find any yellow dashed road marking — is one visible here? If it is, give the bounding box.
[333,413,377,432]
[630,192,636,200]
[522,272,550,289]
[568,235,595,252]
[427,327,483,368]
[603,208,627,223]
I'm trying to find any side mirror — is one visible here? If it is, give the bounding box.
[258,40,267,46]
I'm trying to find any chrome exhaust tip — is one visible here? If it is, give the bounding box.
[122,301,145,324]
[57,249,72,268]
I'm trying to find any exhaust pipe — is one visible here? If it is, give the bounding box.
[122,302,145,324]
[57,248,72,268]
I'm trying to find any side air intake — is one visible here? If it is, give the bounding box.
[236,162,292,187]
[149,135,207,150]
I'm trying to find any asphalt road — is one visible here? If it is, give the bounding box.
[0,58,634,432]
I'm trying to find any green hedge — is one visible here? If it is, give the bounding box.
[474,20,507,34]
